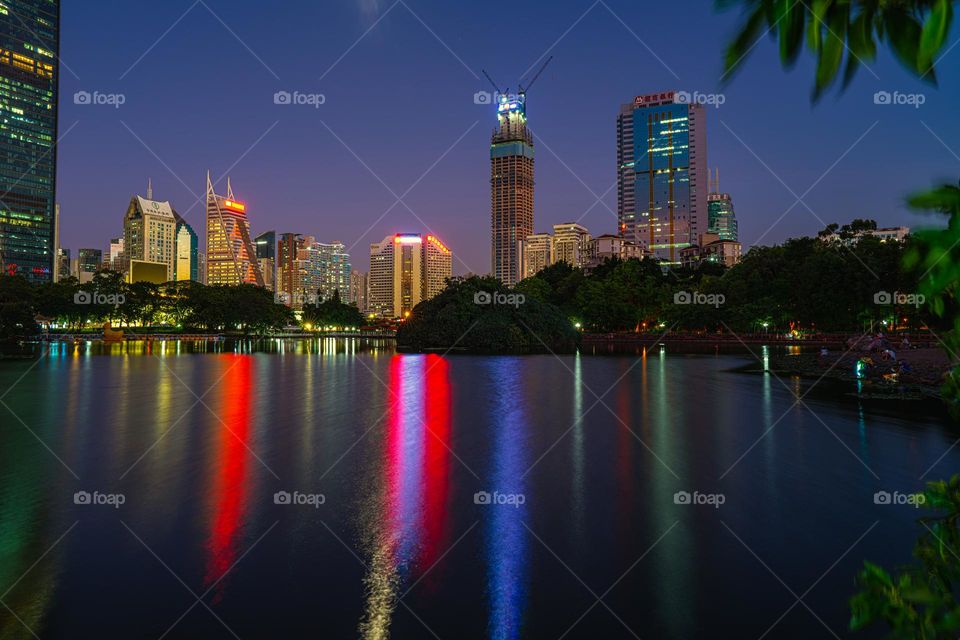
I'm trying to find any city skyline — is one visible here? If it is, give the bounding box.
[52,1,959,277]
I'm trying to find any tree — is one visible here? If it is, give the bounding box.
[0,276,37,341]
[302,289,365,329]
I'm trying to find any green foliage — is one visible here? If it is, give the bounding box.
[397,276,579,354]
[302,289,365,329]
[904,182,960,417]
[3,274,296,335]
[0,276,38,342]
[511,243,913,335]
[721,0,955,98]
[850,476,960,638]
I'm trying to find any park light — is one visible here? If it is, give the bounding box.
[574,322,582,329]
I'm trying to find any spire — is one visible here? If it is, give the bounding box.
[715,168,720,193]
[147,178,153,200]
[206,170,214,197]
[226,176,235,200]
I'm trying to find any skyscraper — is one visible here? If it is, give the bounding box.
[315,241,351,302]
[369,233,452,318]
[174,219,198,281]
[277,232,304,306]
[349,270,369,312]
[106,236,124,272]
[123,189,177,282]
[490,93,534,286]
[255,230,276,291]
[618,91,707,265]
[422,234,451,299]
[205,173,263,287]
[0,0,59,282]
[706,170,738,242]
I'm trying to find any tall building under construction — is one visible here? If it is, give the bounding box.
[490,94,534,286]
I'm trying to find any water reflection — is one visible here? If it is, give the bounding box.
[360,355,452,639]
[204,355,254,603]
[485,359,528,640]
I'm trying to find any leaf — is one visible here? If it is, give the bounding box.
[848,9,877,61]
[806,0,829,52]
[919,0,953,74]
[885,9,925,77]
[813,4,847,99]
[722,4,769,81]
[778,0,805,65]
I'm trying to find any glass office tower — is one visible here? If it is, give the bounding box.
[0,0,59,282]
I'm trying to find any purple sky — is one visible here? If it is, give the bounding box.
[56,0,960,275]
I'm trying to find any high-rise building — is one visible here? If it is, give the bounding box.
[56,247,69,282]
[174,219,198,281]
[552,222,591,268]
[277,232,304,306]
[315,241,351,301]
[422,235,451,299]
[205,173,263,287]
[706,169,738,242]
[521,232,553,279]
[491,93,534,286]
[106,236,124,272]
[618,91,707,265]
[349,270,369,312]
[78,248,101,273]
[123,190,177,282]
[369,233,452,318]
[254,230,276,291]
[0,0,59,283]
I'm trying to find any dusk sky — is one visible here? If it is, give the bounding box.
[57,0,960,275]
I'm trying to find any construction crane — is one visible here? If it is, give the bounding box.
[518,55,553,96]
[481,55,554,103]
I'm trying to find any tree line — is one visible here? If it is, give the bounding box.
[0,270,366,340]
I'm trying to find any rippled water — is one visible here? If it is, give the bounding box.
[0,339,955,639]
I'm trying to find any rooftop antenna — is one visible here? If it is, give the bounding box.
[147,178,153,200]
[518,55,553,96]
[227,176,235,200]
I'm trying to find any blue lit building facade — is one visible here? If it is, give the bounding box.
[707,193,738,242]
[0,0,59,282]
[617,91,707,266]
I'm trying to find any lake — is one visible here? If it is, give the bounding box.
[0,339,955,639]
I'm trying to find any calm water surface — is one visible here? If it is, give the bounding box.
[0,339,955,639]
